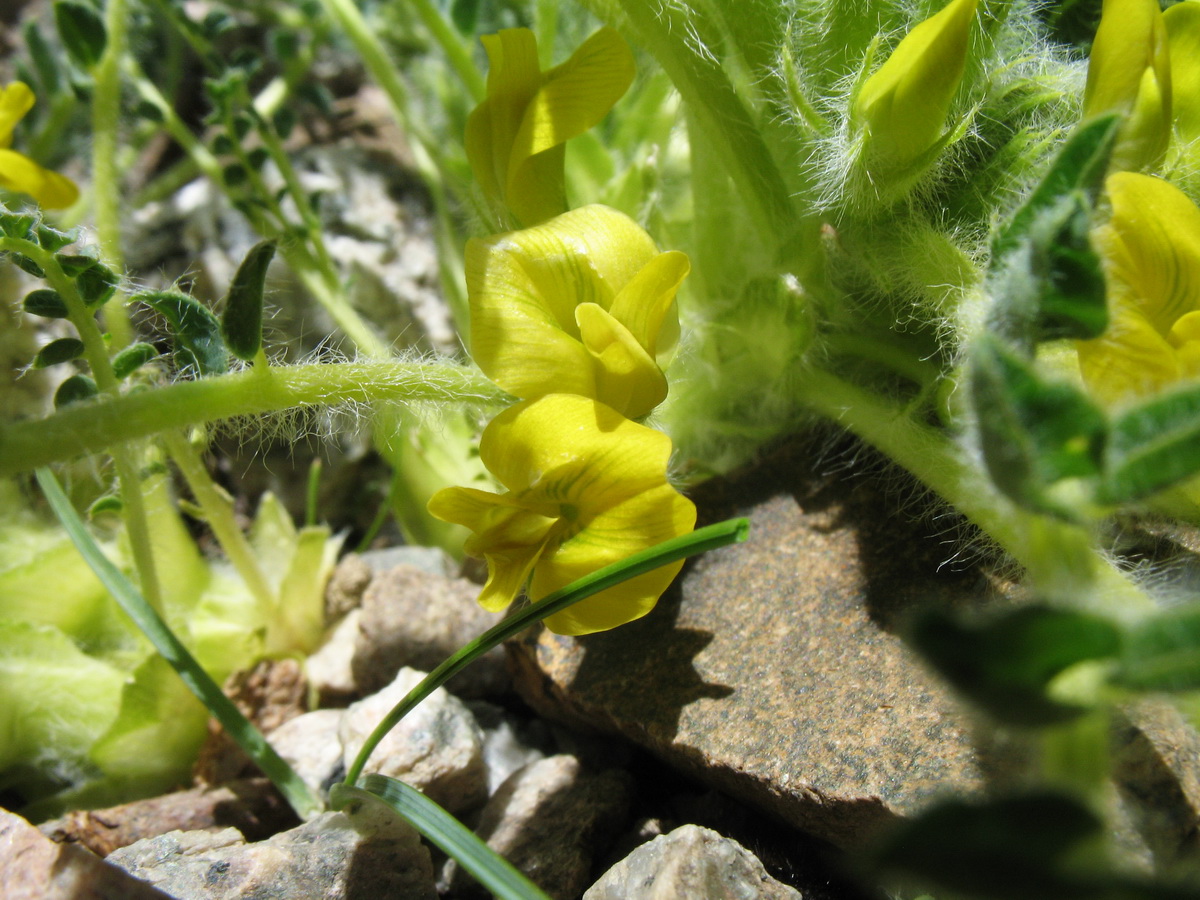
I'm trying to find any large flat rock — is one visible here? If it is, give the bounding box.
[510,440,1004,848]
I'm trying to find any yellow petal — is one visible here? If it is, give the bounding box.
[0,82,35,148]
[1103,172,1200,334]
[505,27,635,225]
[606,249,689,363]
[1077,298,1181,402]
[0,148,80,209]
[465,29,542,226]
[1165,2,1200,153]
[1083,0,1171,171]
[480,395,677,512]
[853,0,978,173]
[427,485,557,611]
[467,205,664,404]
[533,486,697,635]
[576,302,667,419]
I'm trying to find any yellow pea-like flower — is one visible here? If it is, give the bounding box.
[427,394,697,636]
[0,83,79,209]
[1077,173,1200,403]
[466,203,689,419]
[1083,0,1172,172]
[852,0,978,177]
[465,27,635,228]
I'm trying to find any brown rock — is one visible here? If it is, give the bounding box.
[1,806,175,900]
[352,564,508,698]
[39,778,298,858]
[510,440,995,848]
[325,553,373,620]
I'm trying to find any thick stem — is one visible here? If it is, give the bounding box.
[0,360,506,476]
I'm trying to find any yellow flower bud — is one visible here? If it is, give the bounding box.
[1165,1,1200,168]
[465,27,634,228]
[853,0,978,177]
[428,394,696,635]
[466,204,688,419]
[0,83,79,209]
[1083,0,1172,172]
[1077,173,1200,402]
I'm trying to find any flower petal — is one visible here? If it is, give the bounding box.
[1103,172,1200,334]
[606,249,689,363]
[0,82,35,148]
[0,148,79,209]
[1165,1,1200,153]
[576,302,667,419]
[506,27,635,225]
[1077,295,1181,402]
[480,395,676,509]
[532,486,697,635]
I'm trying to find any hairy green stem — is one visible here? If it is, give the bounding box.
[93,0,132,349]
[0,360,506,476]
[410,0,485,101]
[342,517,750,786]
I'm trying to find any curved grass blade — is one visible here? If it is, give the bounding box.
[332,776,552,900]
[34,467,322,819]
[340,517,750,785]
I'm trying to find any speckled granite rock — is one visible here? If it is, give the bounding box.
[584,824,803,900]
[510,441,998,848]
[442,754,630,899]
[1,807,176,900]
[106,807,436,900]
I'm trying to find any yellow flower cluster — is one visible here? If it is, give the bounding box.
[429,29,696,636]
[0,82,78,209]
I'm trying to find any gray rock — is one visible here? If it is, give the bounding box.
[352,564,509,699]
[469,699,551,795]
[107,807,436,900]
[269,708,346,797]
[340,667,487,813]
[584,824,803,900]
[443,755,630,900]
[325,555,373,620]
[1,807,175,900]
[306,609,363,706]
[510,445,992,848]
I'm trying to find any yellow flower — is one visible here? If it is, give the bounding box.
[427,394,697,636]
[1077,173,1200,402]
[465,27,634,228]
[852,0,978,176]
[466,203,689,419]
[0,83,78,209]
[1082,0,1172,172]
[1165,1,1200,168]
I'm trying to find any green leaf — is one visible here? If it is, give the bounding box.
[1099,384,1200,503]
[110,341,158,380]
[1115,604,1200,691]
[24,22,62,94]
[1026,193,1108,341]
[75,262,118,307]
[869,793,1104,900]
[23,288,69,318]
[55,249,99,276]
[450,0,481,33]
[910,605,1121,726]
[332,777,553,900]
[54,373,97,407]
[88,494,123,516]
[10,253,46,278]
[34,467,322,819]
[992,115,1120,261]
[138,290,228,376]
[38,225,80,252]
[54,0,108,69]
[0,213,36,239]
[34,337,85,368]
[971,337,1107,517]
[220,240,275,361]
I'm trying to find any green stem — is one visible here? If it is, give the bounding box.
[35,467,322,820]
[341,517,750,786]
[0,360,506,476]
[793,367,1154,622]
[92,0,131,349]
[162,430,277,612]
[410,0,485,101]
